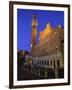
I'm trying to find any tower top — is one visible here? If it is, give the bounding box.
[46,23,51,28]
[32,13,37,19]
[32,13,38,26]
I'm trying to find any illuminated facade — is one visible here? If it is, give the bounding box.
[30,15,64,78]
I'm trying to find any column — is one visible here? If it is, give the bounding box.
[45,69,47,78]
[49,60,51,68]
[59,56,63,68]
[52,59,54,69]
[55,59,58,78]
[38,69,40,76]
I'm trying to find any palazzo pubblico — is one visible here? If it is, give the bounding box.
[30,14,64,78]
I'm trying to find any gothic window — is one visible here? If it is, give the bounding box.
[47,61,49,65]
[47,52,49,55]
[38,61,39,64]
[54,60,55,68]
[51,60,52,66]
[57,60,60,67]
[45,61,46,65]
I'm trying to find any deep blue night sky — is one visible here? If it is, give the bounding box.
[17,9,64,51]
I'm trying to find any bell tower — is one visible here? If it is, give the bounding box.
[31,14,38,49]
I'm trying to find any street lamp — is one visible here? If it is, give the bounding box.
[59,25,61,28]
[30,44,32,48]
